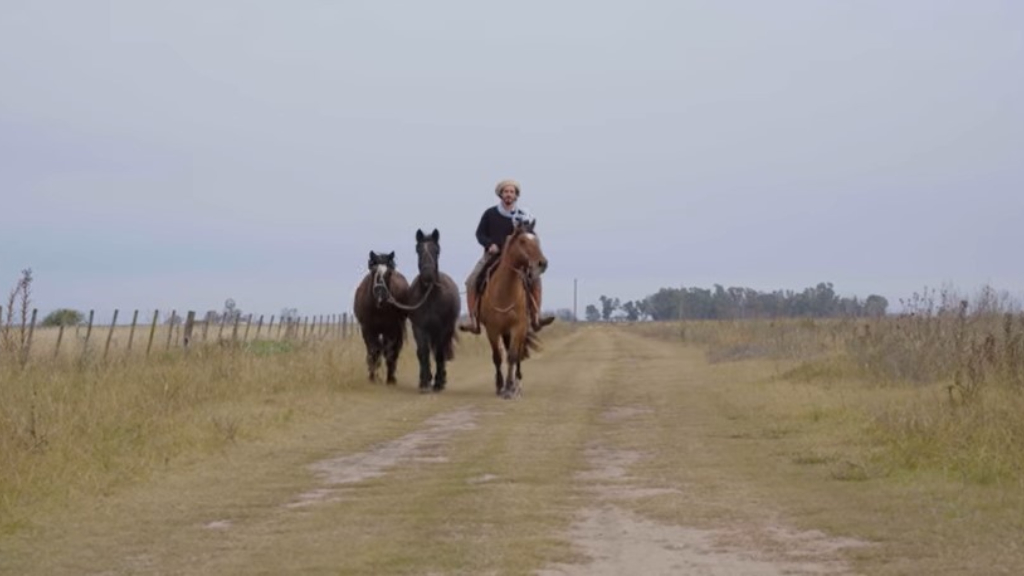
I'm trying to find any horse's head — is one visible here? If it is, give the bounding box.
[368,250,397,305]
[503,219,548,280]
[415,228,441,284]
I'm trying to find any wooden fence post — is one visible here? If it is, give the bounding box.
[103,309,119,361]
[83,310,95,357]
[127,309,139,352]
[267,315,275,340]
[146,310,159,356]
[342,313,348,339]
[243,313,253,342]
[255,315,264,339]
[165,310,176,350]
[183,311,196,351]
[54,322,65,359]
[20,308,37,367]
[202,311,213,342]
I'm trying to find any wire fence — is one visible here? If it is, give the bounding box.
[0,306,360,367]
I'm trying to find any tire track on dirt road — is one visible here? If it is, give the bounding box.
[538,329,867,576]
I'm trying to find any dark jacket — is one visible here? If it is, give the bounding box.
[474,206,517,252]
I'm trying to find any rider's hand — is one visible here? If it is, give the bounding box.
[487,244,499,255]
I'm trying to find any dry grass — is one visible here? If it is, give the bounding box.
[0,321,588,575]
[0,299,578,538]
[0,336,365,534]
[612,325,1024,574]
[627,284,1024,507]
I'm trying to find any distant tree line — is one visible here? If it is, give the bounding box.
[586,282,889,322]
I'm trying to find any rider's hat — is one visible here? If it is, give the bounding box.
[494,179,521,198]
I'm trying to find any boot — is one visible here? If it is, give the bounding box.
[528,278,556,332]
[459,289,482,334]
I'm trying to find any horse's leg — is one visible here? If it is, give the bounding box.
[498,332,513,395]
[384,330,399,385]
[489,331,503,396]
[502,339,519,399]
[413,325,432,393]
[388,323,405,384]
[432,330,451,392]
[362,330,381,382]
[505,328,527,398]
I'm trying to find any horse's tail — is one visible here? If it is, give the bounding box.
[443,330,458,361]
[522,330,542,359]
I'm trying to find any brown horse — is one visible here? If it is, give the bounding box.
[477,219,549,399]
[353,250,410,384]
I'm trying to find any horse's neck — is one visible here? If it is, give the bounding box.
[489,257,526,300]
[413,276,436,296]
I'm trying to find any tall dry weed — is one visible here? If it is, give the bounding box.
[1,268,33,358]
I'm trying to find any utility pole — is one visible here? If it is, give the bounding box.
[573,278,578,322]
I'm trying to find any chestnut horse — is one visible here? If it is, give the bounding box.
[353,250,410,384]
[477,219,549,399]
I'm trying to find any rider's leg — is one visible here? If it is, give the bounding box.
[529,275,556,332]
[459,254,488,334]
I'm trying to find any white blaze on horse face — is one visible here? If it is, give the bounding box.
[375,264,388,276]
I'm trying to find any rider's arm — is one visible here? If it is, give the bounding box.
[475,210,492,249]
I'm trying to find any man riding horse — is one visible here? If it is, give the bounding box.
[459,178,555,335]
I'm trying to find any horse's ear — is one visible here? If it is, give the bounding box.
[387,251,395,261]
[369,250,377,259]
[416,229,425,243]
[430,229,439,242]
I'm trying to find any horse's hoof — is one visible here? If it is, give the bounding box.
[386,378,397,385]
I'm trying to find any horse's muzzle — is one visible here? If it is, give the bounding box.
[373,285,388,301]
[538,259,548,274]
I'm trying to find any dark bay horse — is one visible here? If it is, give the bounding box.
[477,219,548,399]
[353,250,410,384]
[403,229,461,393]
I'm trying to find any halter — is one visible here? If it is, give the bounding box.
[372,267,390,301]
[384,241,439,312]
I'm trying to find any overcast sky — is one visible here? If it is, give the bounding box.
[2,1,1022,322]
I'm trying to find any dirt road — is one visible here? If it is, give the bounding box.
[1,327,866,575]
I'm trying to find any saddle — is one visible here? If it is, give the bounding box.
[474,253,502,297]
